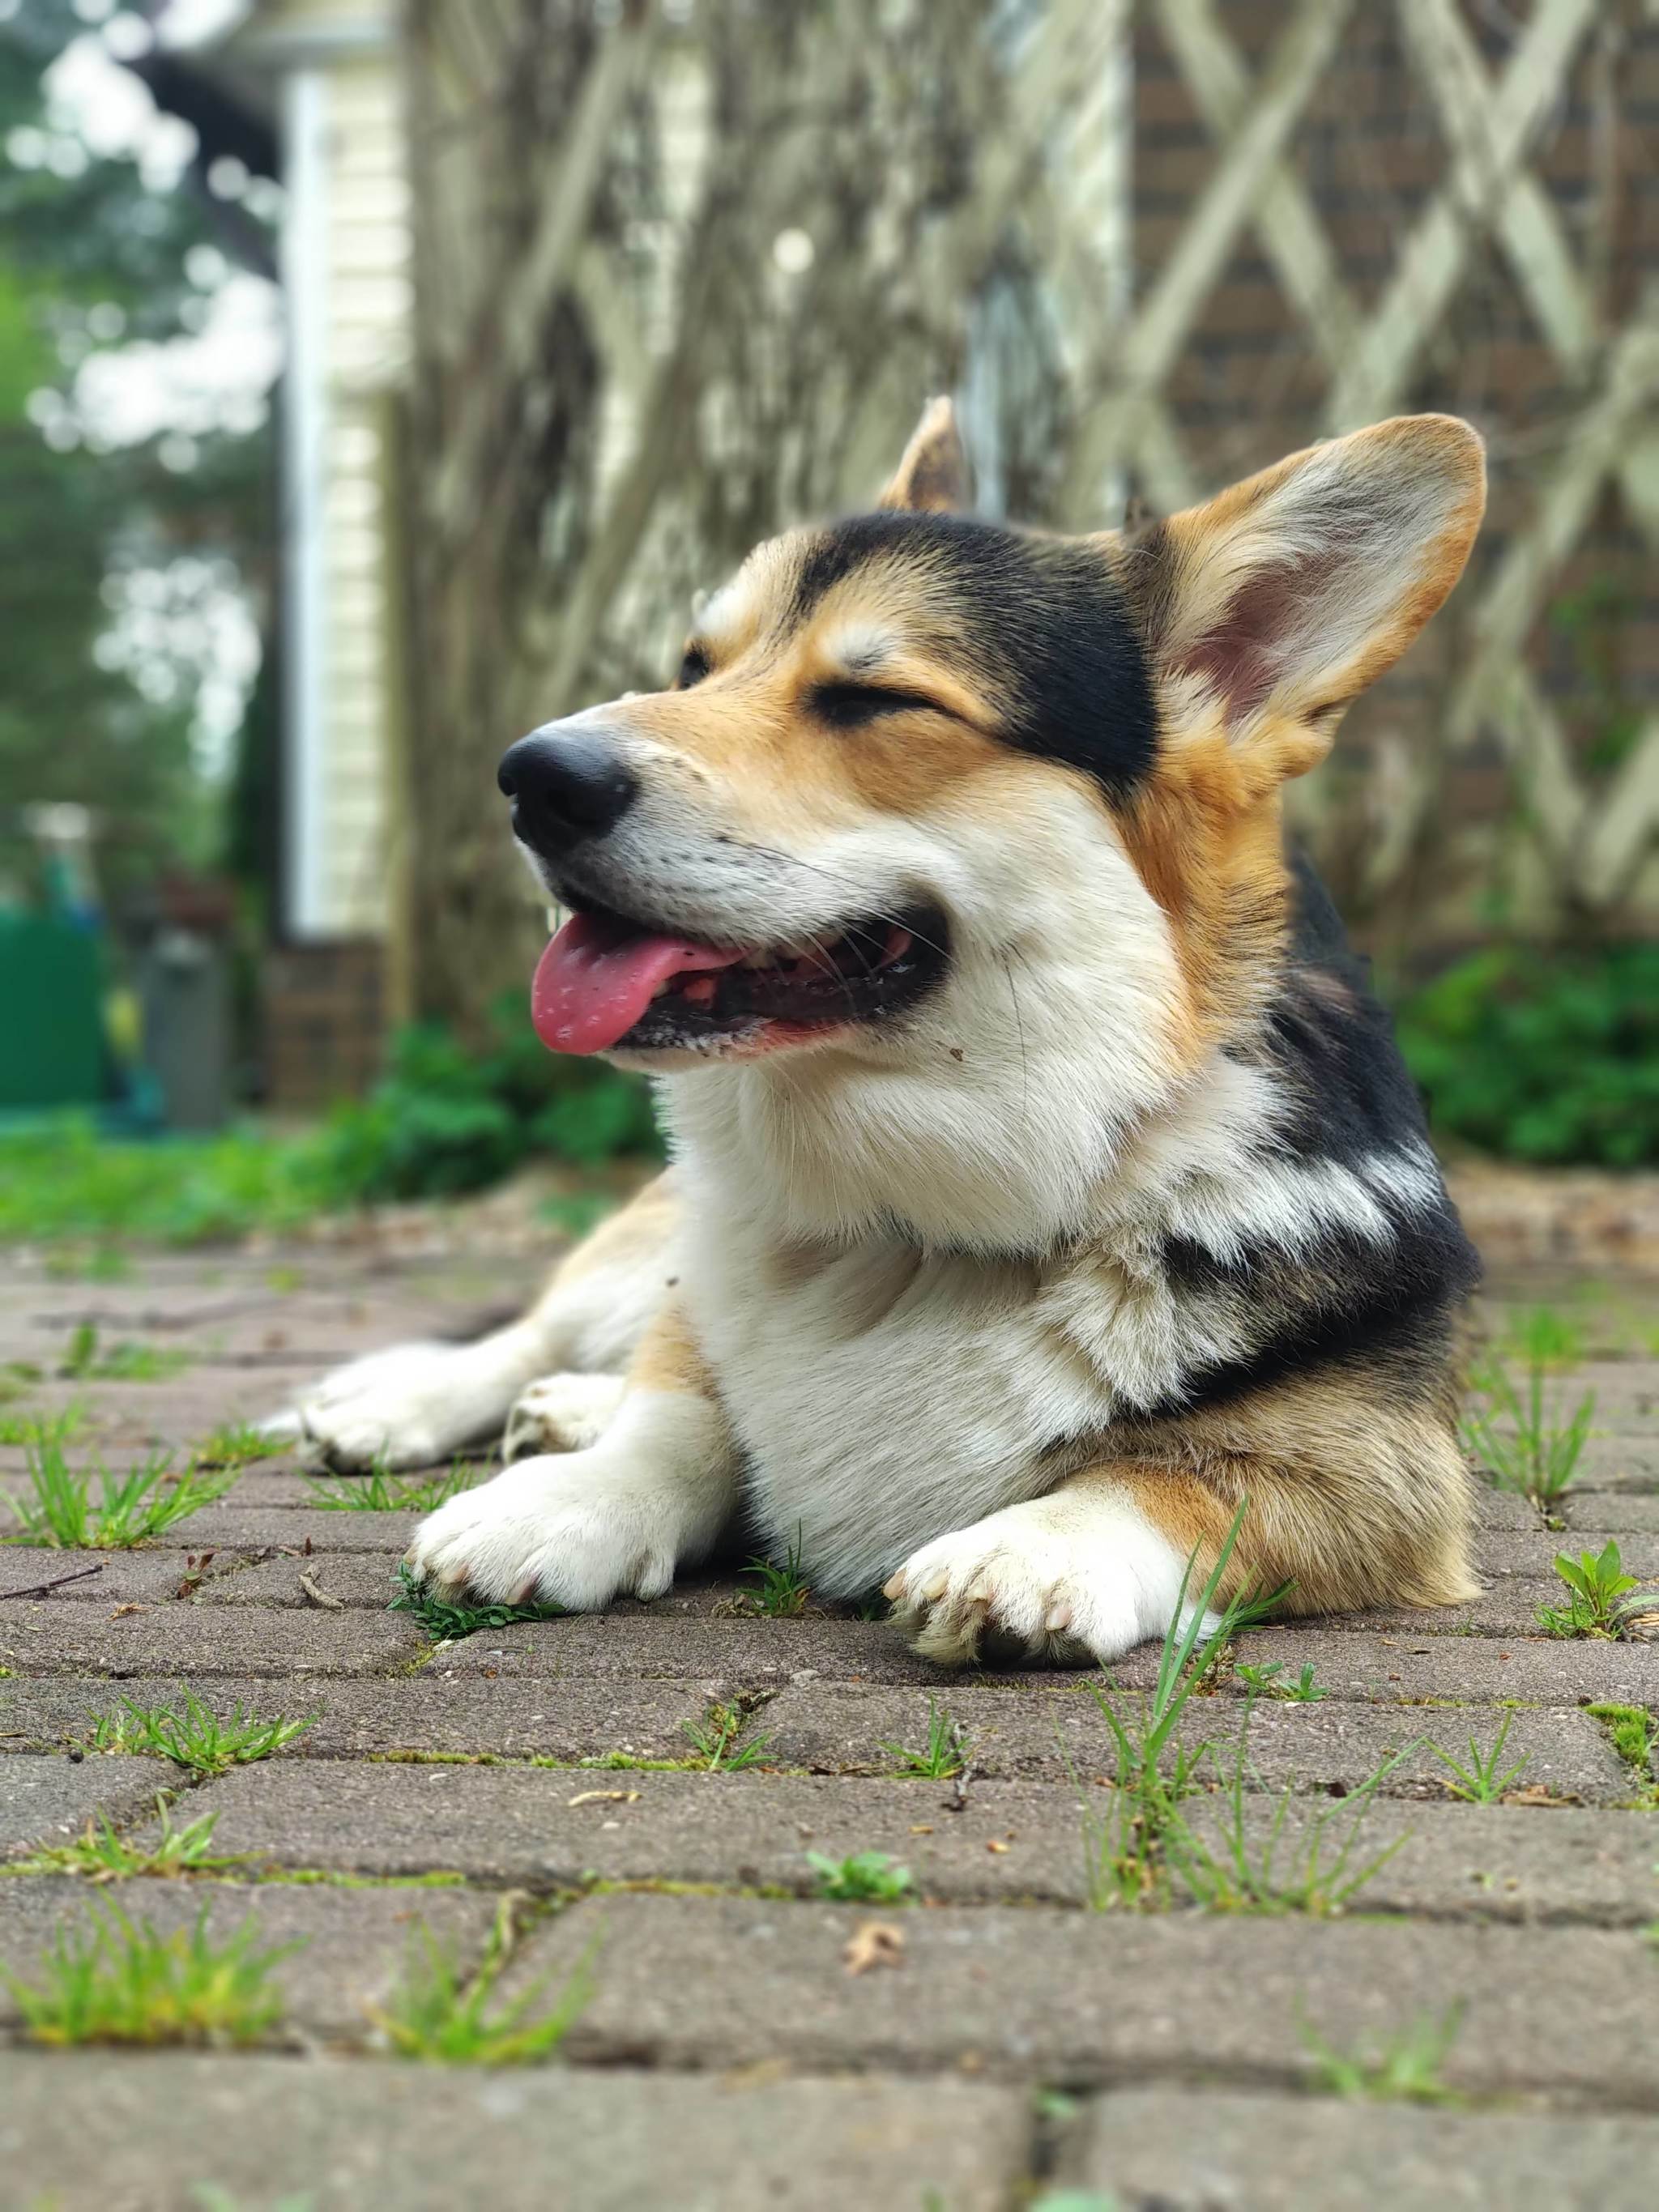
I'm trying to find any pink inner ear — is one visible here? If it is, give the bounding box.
[1177,547,1343,727]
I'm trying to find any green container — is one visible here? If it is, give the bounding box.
[0,912,104,1109]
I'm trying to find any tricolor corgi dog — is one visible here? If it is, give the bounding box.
[290,402,1486,1665]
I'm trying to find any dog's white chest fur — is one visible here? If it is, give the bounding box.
[690,1217,1105,1596]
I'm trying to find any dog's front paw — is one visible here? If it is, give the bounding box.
[279,1340,523,1471]
[404,1451,678,1611]
[504,1373,627,1461]
[884,1491,1208,1669]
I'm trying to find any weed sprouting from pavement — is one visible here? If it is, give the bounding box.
[191,1424,288,1470]
[1423,1712,1532,1803]
[3,1903,298,2048]
[373,1902,591,2063]
[3,1430,235,1548]
[6,1799,249,1882]
[1534,1541,1656,1638]
[1071,1504,1414,1917]
[1587,1703,1659,1801]
[387,1558,566,1641]
[806,1851,915,1903]
[83,1690,314,1778]
[736,1528,811,1616]
[881,1699,970,1779]
[679,1701,773,1772]
[1234,1660,1327,1702]
[58,1323,190,1383]
[307,1460,478,1514]
[1462,1358,1593,1507]
[1299,2000,1465,2104]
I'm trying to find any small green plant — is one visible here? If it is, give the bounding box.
[881,1699,970,1779]
[372,1910,591,2064]
[191,1424,288,1470]
[7,1799,248,1882]
[806,1851,915,1903]
[83,1689,314,1778]
[3,1902,297,2047]
[307,1460,478,1513]
[1500,1305,1585,1371]
[387,1558,566,1641]
[679,1701,773,1771]
[1534,1541,1652,1638]
[3,1432,236,1549]
[1235,1660,1327,1702]
[59,1323,190,1383]
[1424,1711,1531,1803]
[0,1401,83,1449]
[1169,1734,1416,1917]
[1586,1703,1659,1796]
[1075,1505,1285,1909]
[736,1528,811,1617]
[1462,1359,1593,1507]
[1299,2000,1465,2104]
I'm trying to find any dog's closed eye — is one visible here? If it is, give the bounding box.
[676,646,711,689]
[810,681,943,729]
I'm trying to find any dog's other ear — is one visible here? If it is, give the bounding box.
[877,395,970,513]
[1132,415,1485,781]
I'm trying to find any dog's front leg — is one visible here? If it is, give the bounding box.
[403,1304,737,1609]
[884,1466,1243,1669]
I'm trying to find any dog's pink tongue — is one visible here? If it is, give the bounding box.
[531,911,744,1055]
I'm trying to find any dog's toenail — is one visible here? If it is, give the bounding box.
[919,1570,949,1602]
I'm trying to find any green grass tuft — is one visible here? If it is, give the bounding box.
[373,1904,591,2064]
[679,1700,773,1772]
[3,1430,236,1549]
[3,1902,298,2047]
[58,1323,189,1383]
[1422,1711,1531,1803]
[1462,1358,1593,1507]
[307,1460,480,1514]
[1299,2000,1465,2104]
[735,1528,811,1617]
[190,1424,288,1471]
[83,1689,315,1778]
[881,1698,970,1779]
[6,1798,249,1882]
[1534,1540,1654,1639]
[387,1558,566,1641]
[805,1851,915,1903]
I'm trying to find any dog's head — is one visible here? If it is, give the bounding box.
[505,403,1482,1242]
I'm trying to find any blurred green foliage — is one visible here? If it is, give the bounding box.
[0,1001,658,1245]
[1394,942,1659,1167]
[308,998,659,1204]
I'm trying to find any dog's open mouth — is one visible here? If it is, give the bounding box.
[529,897,948,1055]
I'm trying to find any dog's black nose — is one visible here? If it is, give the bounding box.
[498,726,638,850]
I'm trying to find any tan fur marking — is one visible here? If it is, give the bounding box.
[1116,1364,1479,1618]
[626,1300,710,1396]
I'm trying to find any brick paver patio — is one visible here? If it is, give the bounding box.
[1,1238,1656,2209]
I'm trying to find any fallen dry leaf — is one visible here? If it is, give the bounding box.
[986,1839,1010,1854]
[108,1604,146,1619]
[567,1789,642,1807]
[1503,1784,1576,1807]
[843,1920,905,1976]
[908,1824,934,1835]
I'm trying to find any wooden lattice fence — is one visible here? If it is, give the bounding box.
[401,0,1659,1028]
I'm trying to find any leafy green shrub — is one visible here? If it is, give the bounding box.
[0,995,660,1243]
[1392,943,1659,1167]
[307,995,660,1204]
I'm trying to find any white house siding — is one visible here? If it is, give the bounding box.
[228,1,411,941]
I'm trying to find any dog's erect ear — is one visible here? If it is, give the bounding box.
[877,395,969,513]
[1132,415,1485,781]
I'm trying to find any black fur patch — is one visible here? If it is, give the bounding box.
[790,512,1159,800]
[1156,852,1479,1415]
